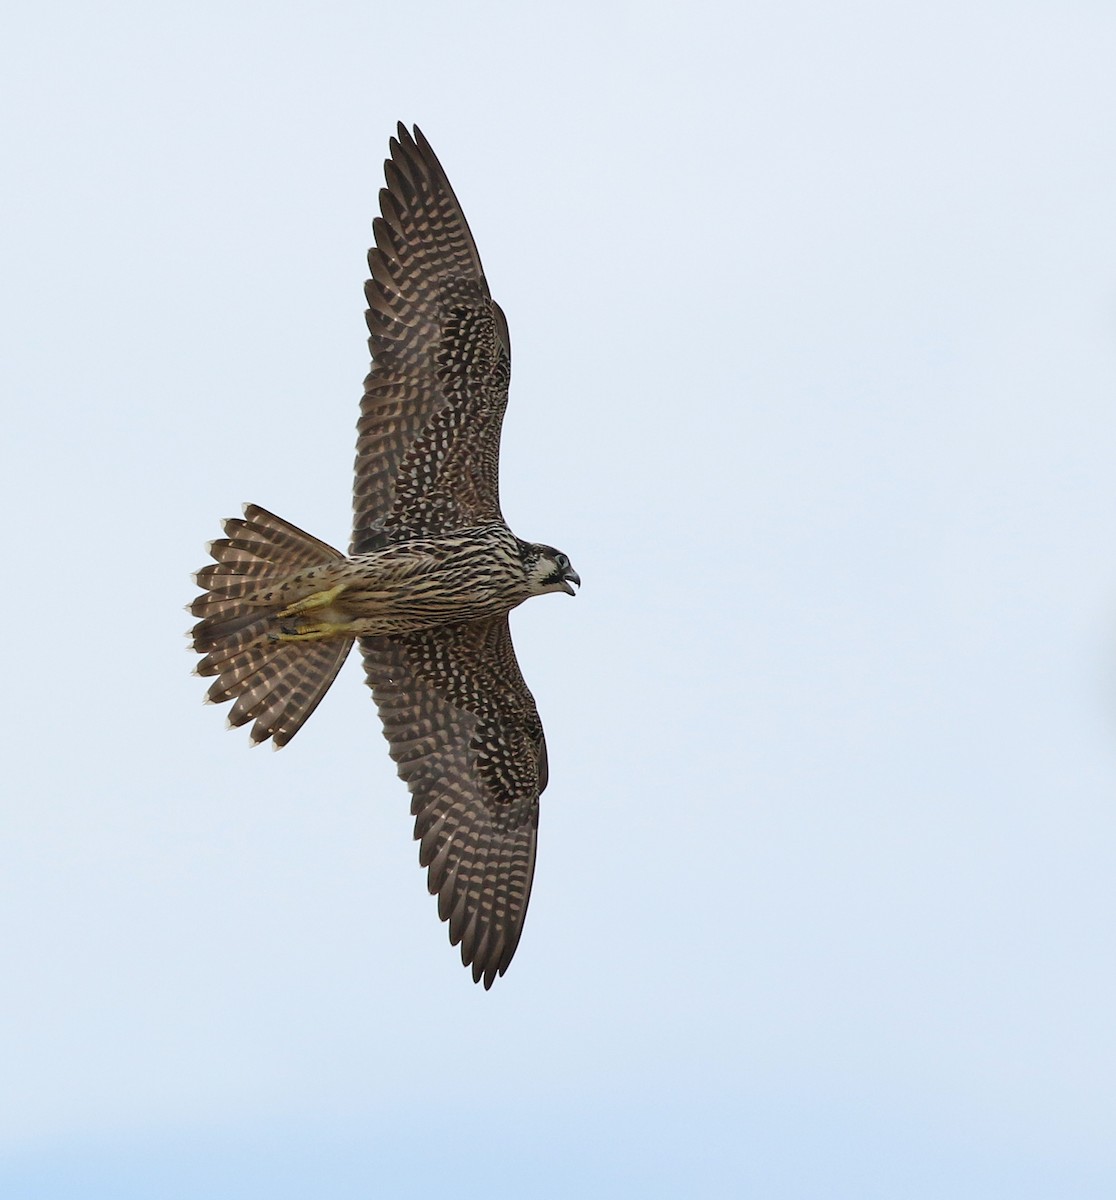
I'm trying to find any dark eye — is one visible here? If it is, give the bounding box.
[556,553,569,570]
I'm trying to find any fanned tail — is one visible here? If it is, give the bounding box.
[190,504,354,746]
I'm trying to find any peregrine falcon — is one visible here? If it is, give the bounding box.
[190,124,579,988]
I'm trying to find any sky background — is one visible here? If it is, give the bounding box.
[3,1,1116,1196]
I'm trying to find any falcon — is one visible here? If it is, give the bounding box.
[190,124,579,988]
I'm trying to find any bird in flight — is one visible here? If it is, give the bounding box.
[190,124,579,988]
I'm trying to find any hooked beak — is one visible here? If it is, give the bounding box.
[559,566,581,597]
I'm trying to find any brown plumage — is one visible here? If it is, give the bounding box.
[190,124,578,988]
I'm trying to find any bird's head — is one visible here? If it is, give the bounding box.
[521,542,581,597]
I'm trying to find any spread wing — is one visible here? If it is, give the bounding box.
[360,617,548,987]
[353,124,512,554]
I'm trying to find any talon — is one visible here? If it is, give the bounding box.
[276,621,350,643]
[278,584,347,619]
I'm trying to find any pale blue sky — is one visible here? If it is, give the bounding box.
[3,1,1116,1196]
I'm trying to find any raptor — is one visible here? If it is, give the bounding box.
[190,124,578,988]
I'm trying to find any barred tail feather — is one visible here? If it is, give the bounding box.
[201,636,354,746]
[191,505,354,746]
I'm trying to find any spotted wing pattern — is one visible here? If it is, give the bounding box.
[354,124,512,553]
[361,616,547,987]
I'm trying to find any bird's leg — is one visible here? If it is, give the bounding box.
[277,583,347,619]
[273,620,351,643]
[273,582,351,642]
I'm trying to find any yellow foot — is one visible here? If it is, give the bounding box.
[274,621,351,643]
[278,584,346,619]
